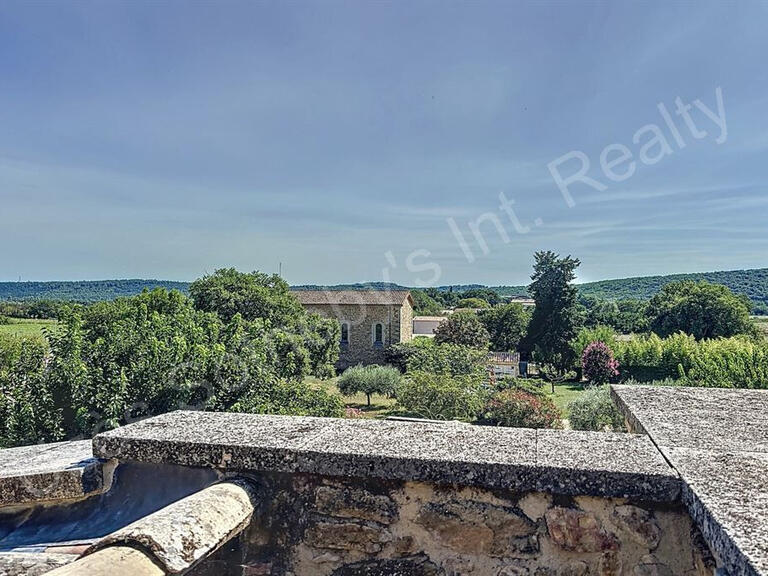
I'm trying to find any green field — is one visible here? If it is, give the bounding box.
[306,376,399,419]
[306,376,584,421]
[0,318,57,337]
[547,382,586,414]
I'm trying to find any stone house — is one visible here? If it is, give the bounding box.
[292,290,413,369]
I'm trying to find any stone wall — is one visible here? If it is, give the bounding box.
[220,473,714,576]
[302,303,405,368]
[400,299,414,342]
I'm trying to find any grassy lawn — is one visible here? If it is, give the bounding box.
[304,376,399,419]
[306,375,586,420]
[545,382,586,415]
[0,318,57,338]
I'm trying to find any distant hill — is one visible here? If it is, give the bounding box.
[576,268,768,310]
[299,268,768,313]
[491,268,768,306]
[0,280,190,303]
[292,282,404,291]
[2,268,767,313]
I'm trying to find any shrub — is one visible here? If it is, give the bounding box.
[406,343,488,377]
[396,371,486,421]
[568,385,625,431]
[571,325,618,361]
[230,379,344,418]
[337,364,402,406]
[582,341,620,384]
[483,389,561,429]
[613,333,768,388]
[494,376,548,395]
[344,407,364,419]
[621,377,682,387]
[384,338,434,372]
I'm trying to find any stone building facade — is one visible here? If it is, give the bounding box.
[292,290,414,369]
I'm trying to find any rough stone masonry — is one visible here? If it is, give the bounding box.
[2,385,766,576]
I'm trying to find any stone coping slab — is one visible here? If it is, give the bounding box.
[611,384,768,453]
[612,385,768,576]
[92,410,679,501]
[0,441,108,508]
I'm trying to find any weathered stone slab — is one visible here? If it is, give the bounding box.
[612,385,768,576]
[669,447,768,576]
[92,410,679,501]
[611,385,768,453]
[535,429,679,501]
[0,441,109,507]
[0,552,76,575]
[86,479,256,573]
[44,545,164,576]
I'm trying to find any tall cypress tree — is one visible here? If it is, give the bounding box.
[521,251,584,380]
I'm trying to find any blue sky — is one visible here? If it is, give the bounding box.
[1,0,766,286]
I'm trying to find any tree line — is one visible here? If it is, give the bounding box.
[416,251,762,380]
[0,269,344,448]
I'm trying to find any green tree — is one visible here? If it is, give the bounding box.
[406,343,488,377]
[647,281,753,339]
[384,338,435,372]
[424,287,459,308]
[189,268,303,325]
[337,364,401,406]
[396,371,486,421]
[0,334,61,447]
[189,268,338,377]
[616,299,649,333]
[410,290,443,316]
[457,297,491,309]
[521,251,584,378]
[433,310,490,349]
[582,295,619,328]
[460,288,501,306]
[479,303,529,352]
[41,286,341,441]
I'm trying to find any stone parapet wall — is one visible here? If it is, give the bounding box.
[221,473,714,576]
[6,388,762,576]
[86,410,714,575]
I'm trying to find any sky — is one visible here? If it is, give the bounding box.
[0,0,767,287]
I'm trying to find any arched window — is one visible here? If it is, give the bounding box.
[373,323,383,346]
[341,323,349,346]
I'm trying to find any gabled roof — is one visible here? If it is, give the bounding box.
[292,289,412,306]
